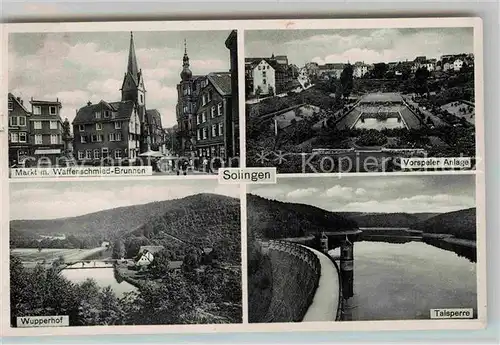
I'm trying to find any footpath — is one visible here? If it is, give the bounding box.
[300,246,340,322]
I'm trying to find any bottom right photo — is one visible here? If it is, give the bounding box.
[247,174,477,323]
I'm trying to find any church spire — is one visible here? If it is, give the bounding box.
[180,38,192,81]
[127,31,139,83]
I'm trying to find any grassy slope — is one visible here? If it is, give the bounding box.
[412,207,476,240]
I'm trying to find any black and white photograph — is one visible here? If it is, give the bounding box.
[7,29,239,177]
[9,180,242,327]
[245,27,478,173]
[247,175,477,323]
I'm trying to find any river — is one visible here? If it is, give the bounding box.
[61,266,137,298]
[334,241,477,321]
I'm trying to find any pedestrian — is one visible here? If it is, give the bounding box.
[202,156,208,173]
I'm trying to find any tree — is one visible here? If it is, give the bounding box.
[268,86,275,97]
[255,86,263,99]
[112,239,125,259]
[371,63,388,79]
[415,67,430,96]
[98,286,124,325]
[182,248,200,272]
[149,249,171,278]
[340,63,354,99]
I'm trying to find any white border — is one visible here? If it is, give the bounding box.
[1,17,486,337]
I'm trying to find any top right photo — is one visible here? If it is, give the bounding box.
[245,26,479,173]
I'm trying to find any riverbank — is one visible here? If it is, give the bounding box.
[114,264,145,289]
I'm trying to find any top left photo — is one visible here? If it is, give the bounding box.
[7,29,239,178]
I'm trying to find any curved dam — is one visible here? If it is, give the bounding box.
[257,240,341,322]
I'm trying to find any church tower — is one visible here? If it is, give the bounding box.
[121,32,149,152]
[121,31,146,108]
[176,39,196,156]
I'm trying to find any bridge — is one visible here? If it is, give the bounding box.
[63,259,128,269]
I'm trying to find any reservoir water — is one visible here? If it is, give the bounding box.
[338,241,477,320]
[61,267,137,298]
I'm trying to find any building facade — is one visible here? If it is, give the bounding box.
[194,73,232,160]
[225,30,239,164]
[73,32,162,164]
[8,93,31,166]
[73,100,141,163]
[246,58,276,96]
[29,98,64,165]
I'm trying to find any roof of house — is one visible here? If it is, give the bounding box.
[138,245,164,255]
[73,100,135,125]
[30,99,62,106]
[245,57,288,73]
[146,109,162,127]
[320,63,345,70]
[8,93,31,114]
[207,72,232,96]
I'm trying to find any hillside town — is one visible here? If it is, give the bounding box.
[245,49,476,173]
[8,30,238,174]
[246,53,474,99]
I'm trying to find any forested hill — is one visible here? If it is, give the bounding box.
[411,207,476,240]
[128,193,241,263]
[338,212,438,228]
[247,194,358,240]
[11,193,238,241]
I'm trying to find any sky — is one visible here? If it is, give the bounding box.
[8,30,232,128]
[249,175,475,214]
[245,27,474,67]
[10,179,239,220]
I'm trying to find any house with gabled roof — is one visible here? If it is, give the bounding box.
[72,32,163,164]
[135,245,164,266]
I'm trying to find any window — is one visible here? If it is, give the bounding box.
[109,133,122,142]
[50,134,58,144]
[115,132,122,141]
[81,135,87,143]
[258,66,261,70]
[114,121,121,129]
[49,106,57,115]
[33,106,41,115]
[115,149,122,159]
[50,121,58,129]
[104,110,111,118]
[86,150,92,159]
[202,128,207,139]
[10,133,19,143]
[208,90,213,102]
[211,106,216,118]
[19,132,27,143]
[202,112,207,123]
[8,101,13,111]
[211,124,217,137]
[218,123,224,136]
[95,111,101,119]
[202,94,207,105]
[197,129,201,141]
[263,79,267,84]
[96,123,102,130]
[140,94,143,103]
[35,134,43,145]
[196,114,200,125]
[94,149,101,159]
[217,103,223,115]
[9,117,18,126]
[19,116,26,126]
[102,148,109,157]
[263,71,267,77]
[78,151,84,160]
[79,125,85,132]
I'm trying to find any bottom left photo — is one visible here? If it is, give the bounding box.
[8,179,242,327]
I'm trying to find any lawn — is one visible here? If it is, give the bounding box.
[441,101,475,125]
